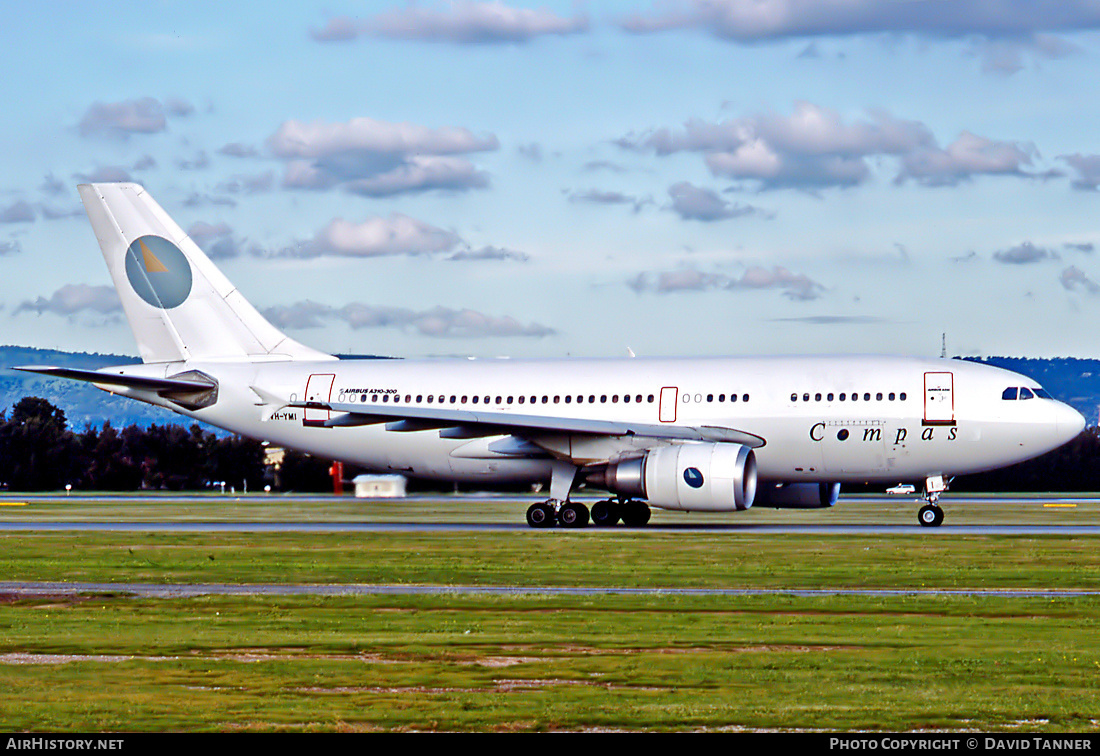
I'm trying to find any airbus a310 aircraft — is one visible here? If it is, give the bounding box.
[17,183,1086,528]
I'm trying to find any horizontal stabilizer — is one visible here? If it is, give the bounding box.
[13,365,214,393]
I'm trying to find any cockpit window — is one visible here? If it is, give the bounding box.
[1034,387,1053,399]
[1002,387,1018,400]
[1019,387,1035,400]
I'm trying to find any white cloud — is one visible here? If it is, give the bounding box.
[0,200,35,224]
[278,214,462,259]
[992,242,1058,264]
[14,284,121,317]
[630,265,825,300]
[267,117,497,196]
[1061,266,1100,294]
[314,2,588,45]
[263,300,555,338]
[77,97,168,139]
[1061,153,1100,190]
[667,181,768,221]
[621,103,1041,190]
[618,1,1100,41]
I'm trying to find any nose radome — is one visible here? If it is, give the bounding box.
[1055,402,1086,443]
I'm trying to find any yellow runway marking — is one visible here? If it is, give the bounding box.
[0,502,27,507]
[1043,503,1078,508]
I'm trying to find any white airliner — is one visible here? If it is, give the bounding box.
[17,183,1086,528]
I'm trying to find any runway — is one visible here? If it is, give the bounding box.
[3,521,1100,534]
[3,493,1098,600]
[1,492,1098,534]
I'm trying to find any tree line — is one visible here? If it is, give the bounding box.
[0,397,333,492]
[2,395,1098,493]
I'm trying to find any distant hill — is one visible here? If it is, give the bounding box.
[2,346,1097,432]
[0,345,171,430]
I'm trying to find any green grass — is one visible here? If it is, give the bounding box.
[2,592,1099,731]
[2,494,1100,731]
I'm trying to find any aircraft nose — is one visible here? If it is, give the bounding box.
[1054,401,1086,444]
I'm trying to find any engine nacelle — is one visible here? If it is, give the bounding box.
[592,442,757,512]
[754,482,840,509]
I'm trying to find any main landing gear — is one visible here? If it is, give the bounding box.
[526,459,652,529]
[525,498,652,529]
[526,500,589,528]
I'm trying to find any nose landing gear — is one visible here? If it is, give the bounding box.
[917,474,948,527]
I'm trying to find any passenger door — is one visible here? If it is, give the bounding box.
[924,372,954,426]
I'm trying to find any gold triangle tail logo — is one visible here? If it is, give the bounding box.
[140,239,169,273]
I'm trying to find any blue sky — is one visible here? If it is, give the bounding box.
[5,1,1100,360]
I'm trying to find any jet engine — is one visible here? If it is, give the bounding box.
[591,442,757,512]
[754,482,840,509]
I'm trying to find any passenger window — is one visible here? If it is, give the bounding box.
[743,394,749,402]
[1002,387,1018,400]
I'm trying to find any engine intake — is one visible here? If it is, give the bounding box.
[591,442,757,512]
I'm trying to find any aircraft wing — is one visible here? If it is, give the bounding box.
[277,395,766,448]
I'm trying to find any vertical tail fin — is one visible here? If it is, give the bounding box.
[79,183,333,364]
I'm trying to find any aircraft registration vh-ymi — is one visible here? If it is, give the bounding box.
[17,183,1086,528]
